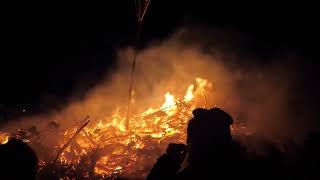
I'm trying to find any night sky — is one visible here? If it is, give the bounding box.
[1,1,319,123]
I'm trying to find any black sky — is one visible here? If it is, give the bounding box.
[1,1,319,122]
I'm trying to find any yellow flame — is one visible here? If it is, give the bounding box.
[161,92,177,116]
[196,78,211,91]
[161,92,175,109]
[184,84,194,101]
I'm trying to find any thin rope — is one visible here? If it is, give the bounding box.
[126,22,142,130]
[126,0,151,130]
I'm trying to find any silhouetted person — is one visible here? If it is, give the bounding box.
[0,138,38,180]
[147,108,246,180]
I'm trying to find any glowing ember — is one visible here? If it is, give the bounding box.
[0,132,9,144]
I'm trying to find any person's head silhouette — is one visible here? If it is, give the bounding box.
[0,138,38,179]
[146,108,239,180]
[186,108,234,163]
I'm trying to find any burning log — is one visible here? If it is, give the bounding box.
[143,110,168,120]
[53,118,90,164]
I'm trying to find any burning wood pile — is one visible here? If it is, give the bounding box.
[0,78,249,179]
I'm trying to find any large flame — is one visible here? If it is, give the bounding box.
[53,77,208,177]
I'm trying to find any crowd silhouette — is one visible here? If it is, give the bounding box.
[147,108,320,180]
[0,107,319,179]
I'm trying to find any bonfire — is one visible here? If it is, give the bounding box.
[0,77,249,179]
